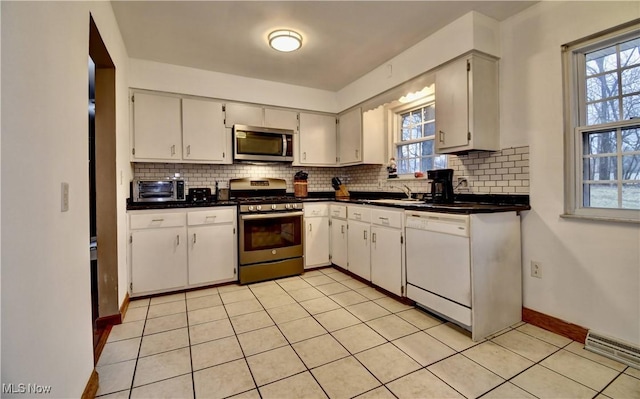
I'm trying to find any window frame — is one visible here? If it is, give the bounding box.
[563,21,640,222]
[390,96,446,178]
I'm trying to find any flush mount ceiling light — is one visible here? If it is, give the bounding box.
[268,30,302,52]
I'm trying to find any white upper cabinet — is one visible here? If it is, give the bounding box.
[297,113,337,166]
[225,103,298,131]
[132,92,182,161]
[362,106,386,164]
[264,108,298,131]
[338,107,363,165]
[225,103,263,127]
[182,98,226,162]
[435,53,499,153]
[132,91,230,164]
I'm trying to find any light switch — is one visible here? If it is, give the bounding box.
[61,182,69,212]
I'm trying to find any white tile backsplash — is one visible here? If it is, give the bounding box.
[133,146,529,195]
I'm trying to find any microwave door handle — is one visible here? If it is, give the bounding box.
[282,134,287,157]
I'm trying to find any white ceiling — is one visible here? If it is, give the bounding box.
[111,1,536,91]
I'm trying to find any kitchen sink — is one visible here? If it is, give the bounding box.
[366,198,423,205]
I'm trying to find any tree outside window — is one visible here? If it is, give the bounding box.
[395,103,446,175]
[579,36,640,211]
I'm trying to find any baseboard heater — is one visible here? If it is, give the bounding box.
[585,330,640,369]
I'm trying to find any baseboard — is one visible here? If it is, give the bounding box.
[95,313,122,329]
[522,307,589,344]
[81,369,99,399]
[119,292,130,319]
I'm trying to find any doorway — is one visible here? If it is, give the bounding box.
[89,16,119,362]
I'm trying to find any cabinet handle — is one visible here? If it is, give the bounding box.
[187,145,191,156]
[303,152,307,160]
[151,218,164,222]
[341,225,345,234]
[355,149,359,158]
[193,233,197,244]
[439,131,445,143]
[364,230,367,240]
[176,235,180,245]
[309,224,312,232]
[171,144,176,156]
[372,232,376,243]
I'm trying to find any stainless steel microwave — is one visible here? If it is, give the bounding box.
[233,125,294,162]
[132,178,186,202]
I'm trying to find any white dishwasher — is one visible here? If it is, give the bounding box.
[405,211,472,328]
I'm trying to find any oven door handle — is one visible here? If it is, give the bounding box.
[241,211,304,220]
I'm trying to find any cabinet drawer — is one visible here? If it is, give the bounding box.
[371,208,403,229]
[348,206,371,222]
[188,208,235,226]
[330,204,347,219]
[130,212,186,230]
[304,203,328,217]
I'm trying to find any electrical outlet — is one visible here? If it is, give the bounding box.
[531,261,542,278]
[457,176,468,187]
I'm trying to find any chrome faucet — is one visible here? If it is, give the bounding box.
[390,184,412,199]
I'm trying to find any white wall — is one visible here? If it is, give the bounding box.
[337,11,500,111]
[130,58,338,113]
[500,1,640,344]
[1,1,130,396]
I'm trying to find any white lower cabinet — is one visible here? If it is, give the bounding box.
[347,205,372,281]
[329,205,348,268]
[370,208,404,296]
[129,207,237,296]
[187,207,237,286]
[129,212,188,295]
[304,203,330,269]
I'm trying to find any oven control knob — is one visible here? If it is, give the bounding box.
[248,205,255,211]
[293,203,300,209]
[285,203,292,209]
[256,205,262,211]
[271,204,277,210]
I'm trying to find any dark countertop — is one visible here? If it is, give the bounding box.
[126,192,530,214]
[126,200,238,211]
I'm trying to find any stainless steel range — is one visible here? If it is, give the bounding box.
[231,178,304,284]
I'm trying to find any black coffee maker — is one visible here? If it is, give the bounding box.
[427,169,454,204]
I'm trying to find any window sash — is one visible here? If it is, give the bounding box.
[574,120,640,218]
[563,22,640,222]
[393,101,445,177]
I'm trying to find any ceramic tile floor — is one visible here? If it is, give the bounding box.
[96,267,640,399]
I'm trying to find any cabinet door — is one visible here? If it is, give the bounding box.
[347,220,370,280]
[304,217,330,269]
[371,226,402,296]
[435,57,469,151]
[225,103,263,127]
[188,224,236,285]
[133,93,182,160]
[298,113,337,165]
[362,106,386,164]
[182,98,226,162]
[330,218,348,268]
[131,227,187,294]
[338,107,362,164]
[264,108,298,130]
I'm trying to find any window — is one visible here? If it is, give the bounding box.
[564,22,640,221]
[394,101,446,175]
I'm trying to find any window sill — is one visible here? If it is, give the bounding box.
[560,213,640,224]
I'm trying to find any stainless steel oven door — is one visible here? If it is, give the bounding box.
[239,211,304,265]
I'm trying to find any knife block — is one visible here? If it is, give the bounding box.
[335,184,350,199]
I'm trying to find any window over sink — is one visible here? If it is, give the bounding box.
[392,98,446,177]
[563,21,640,222]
